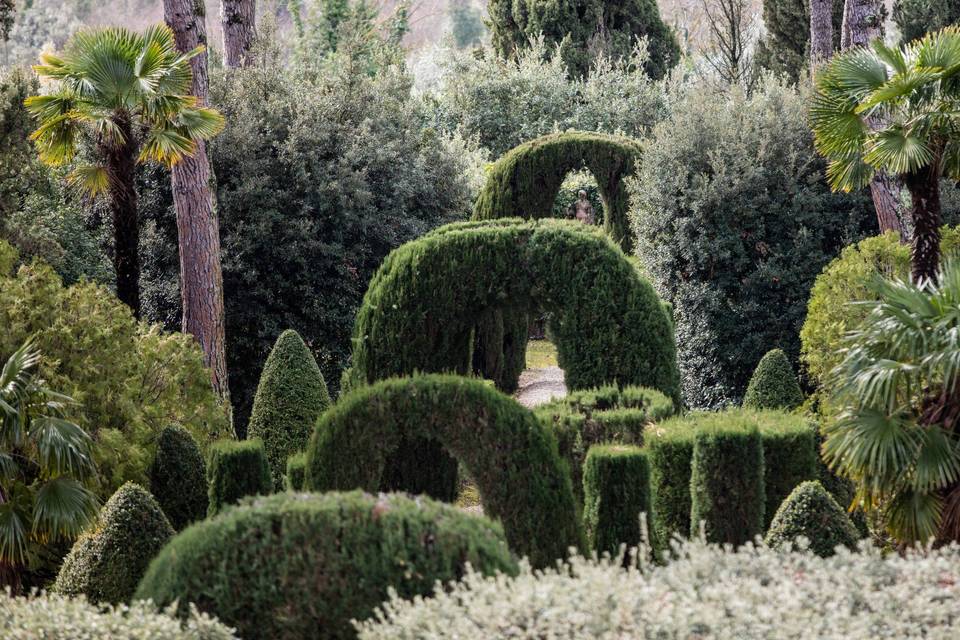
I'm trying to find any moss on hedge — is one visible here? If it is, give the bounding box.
[149,425,208,530]
[206,439,272,517]
[247,329,332,491]
[765,480,859,557]
[742,348,804,411]
[472,132,642,252]
[135,491,517,640]
[55,482,174,603]
[583,445,655,556]
[305,374,584,567]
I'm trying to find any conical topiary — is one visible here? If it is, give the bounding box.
[764,480,859,557]
[742,349,804,410]
[247,329,331,490]
[55,482,174,603]
[149,425,208,530]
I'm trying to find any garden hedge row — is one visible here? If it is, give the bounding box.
[472,132,642,252]
[149,425,208,530]
[206,439,272,517]
[136,491,516,640]
[583,445,655,556]
[305,374,584,567]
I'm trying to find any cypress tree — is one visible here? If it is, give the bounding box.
[755,0,845,81]
[894,0,960,44]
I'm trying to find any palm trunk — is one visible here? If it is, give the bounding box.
[105,116,141,317]
[809,0,833,68]
[903,166,942,284]
[221,0,256,68]
[164,0,232,422]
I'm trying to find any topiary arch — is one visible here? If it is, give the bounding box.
[472,132,641,252]
[305,374,584,568]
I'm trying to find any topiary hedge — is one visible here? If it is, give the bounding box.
[305,374,584,567]
[583,445,656,556]
[246,329,332,491]
[765,480,860,557]
[206,439,271,517]
[285,452,307,491]
[55,482,174,603]
[755,411,819,528]
[472,132,642,252]
[135,490,517,640]
[149,425,208,530]
[742,348,804,411]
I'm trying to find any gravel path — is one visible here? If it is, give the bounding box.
[514,365,567,408]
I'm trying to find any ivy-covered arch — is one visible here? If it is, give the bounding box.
[472,131,642,252]
[305,374,584,568]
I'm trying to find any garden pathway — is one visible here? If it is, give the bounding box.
[514,366,567,408]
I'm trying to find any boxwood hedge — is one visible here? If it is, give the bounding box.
[206,439,272,516]
[583,445,656,556]
[742,348,804,411]
[765,480,860,557]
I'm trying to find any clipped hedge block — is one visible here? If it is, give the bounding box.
[247,329,331,491]
[136,491,517,640]
[55,482,174,603]
[646,419,696,544]
[207,439,271,517]
[754,411,819,528]
[742,349,804,411]
[285,452,307,491]
[149,425,207,530]
[765,480,860,557]
[583,445,655,555]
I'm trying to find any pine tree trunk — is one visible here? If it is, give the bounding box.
[105,115,141,317]
[809,0,834,67]
[221,0,256,68]
[903,166,942,284]
[163,0,232,421]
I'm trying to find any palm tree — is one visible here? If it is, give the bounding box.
[0,339,99,591]
[25,25,225,316]
[810,26,960,283]
[823,256,960,544]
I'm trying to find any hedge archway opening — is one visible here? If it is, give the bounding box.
[304,374,584,568]
[472,132,641,252]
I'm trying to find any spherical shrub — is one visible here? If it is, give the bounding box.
[247,329,331,491]
[583,445,656,555]
[765,480,860,557]
[135,491,517,640]
[149,425,208,530]
[742,348,804,411]
[55,482,174,603]
[206,439,271,517]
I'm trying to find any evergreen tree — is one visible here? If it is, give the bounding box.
[755,0,844,81]
[894,0,960,43]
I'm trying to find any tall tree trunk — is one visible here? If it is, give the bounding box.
[221,0,256,68]
[105,115,141,317]
[163,0,232,423]
[903,166,942,284]
[809,0,834,67]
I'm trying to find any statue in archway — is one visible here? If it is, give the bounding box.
[571,189,595,224]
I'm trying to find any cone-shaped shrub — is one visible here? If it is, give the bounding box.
[742,349,803,411]
[149,425,208,530]
[55,482,174,603]
[765,480,859,557]
[583,445,655,555]
[136,491,518,640]
[690,419,765,545]
[285,452,307,491]
[247,330,331,490]
[207,439,271,516]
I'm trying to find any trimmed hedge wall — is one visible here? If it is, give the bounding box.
[247,329,332,491]
[285,452,307,491]
[754,411,819,528]
[149,425,208,530]
[55,483,174,603]
[305,374,584,567]
[583,445,655,556]
[765,480,860,557]
[206,439,272,517]
[136,491,517,640]
[742,348,804,411]
[472,132,642,252]
[690,420,765,544]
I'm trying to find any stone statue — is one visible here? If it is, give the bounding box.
[571,190,595,225]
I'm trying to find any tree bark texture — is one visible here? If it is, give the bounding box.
[105,115,141,317]
[809,0,834,67]
[903,166,942,284]
[163,0,232,418]
[221,0,256,68]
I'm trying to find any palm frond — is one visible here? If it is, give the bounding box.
[31,476,98,543]
[29,416,96,479]
[67,164,111,197]
[886,487,942,543]
[0,496,31,565]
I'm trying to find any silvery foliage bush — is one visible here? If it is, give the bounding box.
[358,537,960,639]
[1,590,237,639]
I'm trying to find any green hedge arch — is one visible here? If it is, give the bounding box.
[472,132,642,252]
[305,374,585,568]
[347,218,680,403]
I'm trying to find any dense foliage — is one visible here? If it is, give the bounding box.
[583,445,655,555]
[206,439,271,517]
[0,242,228,497]
[148,426,208,530]
[285,452,307,491]
[358,539,960,639]
[894,0,960,43]
[136,490,517,640]
[54,482,173,603]
[765,480,859,557]
[755,0,844,81]
[306,375,584,567]
[742,348,804,411]
[629,79,874,408]
[247,330,331,490]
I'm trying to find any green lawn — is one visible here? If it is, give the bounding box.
[525,339,558,369]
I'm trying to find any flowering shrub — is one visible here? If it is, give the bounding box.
[358,539,960,639]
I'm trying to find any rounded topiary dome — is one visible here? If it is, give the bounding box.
[742,349,804,411]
